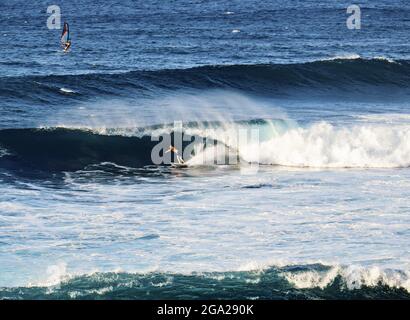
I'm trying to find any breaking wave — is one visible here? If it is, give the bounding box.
[1,118,410,174]
[1,263,409,300]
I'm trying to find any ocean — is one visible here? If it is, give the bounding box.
[0,0,410,299]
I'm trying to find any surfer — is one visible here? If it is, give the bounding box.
[165,145,185,164]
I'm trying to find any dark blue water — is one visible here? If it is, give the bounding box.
[1,0,410,300]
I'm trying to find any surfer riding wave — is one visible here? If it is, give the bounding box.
[166,145,185,164]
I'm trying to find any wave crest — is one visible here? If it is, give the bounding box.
[3,58,410,104]
[2,263,410,300]
[282,265,410,291]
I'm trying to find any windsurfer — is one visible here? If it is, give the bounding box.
[63,40,71,52]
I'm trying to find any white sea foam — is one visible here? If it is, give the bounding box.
[0,202,30,212]
[374,56,397,63]
[151,276,174,287]
[254,122,410,168]
[0,147,10,158]
[66,286,114,298]
[282,265,410,291]
[319,54,396,63]
[59,87,76,94]
[322,54,361,61]
[186,120,410,168]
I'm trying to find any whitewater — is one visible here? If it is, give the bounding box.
[1,109,410,299]
[2,68,410,298]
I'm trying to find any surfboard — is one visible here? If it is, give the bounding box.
[171,162,188,168]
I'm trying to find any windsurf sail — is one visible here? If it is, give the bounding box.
[61,22,70,46]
